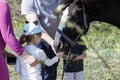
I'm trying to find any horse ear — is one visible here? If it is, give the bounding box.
[25,21,29,24]
[33,21,38,25]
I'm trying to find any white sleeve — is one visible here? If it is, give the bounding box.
[35,50,59,66]
[34,50,47,61]
[21,0,36,15]
[15,56,21,74]
[45,56,59,66]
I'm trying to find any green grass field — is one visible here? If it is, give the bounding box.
[7,1,120,80]
[8,21,120,80]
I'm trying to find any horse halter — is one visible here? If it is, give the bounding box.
[81,0,89,34]
[64,0,89,35]
[58,1,88,80]
[56,0,88,49]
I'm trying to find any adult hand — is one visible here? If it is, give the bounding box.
[21,50,39,67]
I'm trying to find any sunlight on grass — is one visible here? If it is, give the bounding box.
[8,1,120,79]
[8,22,120,80]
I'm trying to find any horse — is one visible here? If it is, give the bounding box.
[62,0,120,32]
[54,0,120,52]
[54,0,120,79]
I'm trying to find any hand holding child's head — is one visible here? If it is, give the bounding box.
[57,52,64,58]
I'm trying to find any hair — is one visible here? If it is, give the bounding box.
[19,33,42,44]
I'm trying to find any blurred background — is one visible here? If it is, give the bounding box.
[7,0,120,80]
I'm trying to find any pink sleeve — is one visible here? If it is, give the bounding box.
[0,1,24,55]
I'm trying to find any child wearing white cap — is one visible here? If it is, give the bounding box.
[15,21,64,80]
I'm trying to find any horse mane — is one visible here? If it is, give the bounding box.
[55,0,120,54]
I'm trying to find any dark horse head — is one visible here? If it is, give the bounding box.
[54,0,120,53]
[61,0,120,34]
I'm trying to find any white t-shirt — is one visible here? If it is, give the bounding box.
[21,0,62,38]
[15,45,58,80]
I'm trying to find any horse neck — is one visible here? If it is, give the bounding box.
[86,0,120,29]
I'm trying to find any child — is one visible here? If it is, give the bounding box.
[15,21,63,80]
[63,43,87,80]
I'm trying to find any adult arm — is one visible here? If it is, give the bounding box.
[0,1,39,66]
[21,0,54,47]
[0,1,24,55]
[21,0,56,52]
[25,13,54,49]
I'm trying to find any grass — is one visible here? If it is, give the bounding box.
[7,1,120,80]
[82,22,120,80]
[7,22,120,80]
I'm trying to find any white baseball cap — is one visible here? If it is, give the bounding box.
[23,21,43,36]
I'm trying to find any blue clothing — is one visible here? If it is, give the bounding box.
[21,0,62,38]
[37,39,59,80]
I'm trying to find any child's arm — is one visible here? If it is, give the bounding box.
[74,51,87,61]
[44,52,63,66]
[35,50,63,66]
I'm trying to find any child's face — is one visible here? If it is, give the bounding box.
[34,33,42,45]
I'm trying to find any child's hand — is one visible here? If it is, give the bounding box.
[57,52,64,58]
[74,52,87,61]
